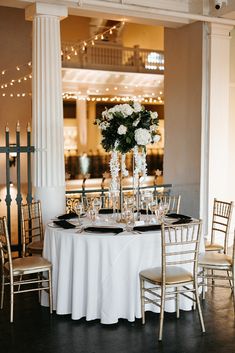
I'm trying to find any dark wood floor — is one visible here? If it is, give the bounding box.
[0,287,234,353]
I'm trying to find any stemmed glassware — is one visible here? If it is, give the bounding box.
[141,190,153,223]
[74,202,84,225]
[123,208,132,231]
[92,197,102,212]
[86,197,101,223]
[158,200,169,223]
[148,200,159,223]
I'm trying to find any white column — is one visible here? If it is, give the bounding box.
[26,3,68,224]
[201,23,233,231]
[76,97,88,152]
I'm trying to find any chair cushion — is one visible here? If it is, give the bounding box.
[205,242,224,252]
[140,266,193,285]
[198,253,232,267]
[5,256,51,275]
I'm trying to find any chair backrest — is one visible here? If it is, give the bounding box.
[21,200,43,256]
[158,194,181,214]
[0,216,13,276]
[161,220,202,281]
[211,198,233,253]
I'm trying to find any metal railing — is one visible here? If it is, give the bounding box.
[65,174,172,212]
[62,42,164,74]
[0,123,34,255]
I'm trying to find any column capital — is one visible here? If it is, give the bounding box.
[25,2,68,21]
[208,22,234,37]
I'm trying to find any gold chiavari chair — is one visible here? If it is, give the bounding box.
[21,200,44,256]
[139,220,205,341]
[198,229,235,306]
[157,194,181,214]
[205,198,233,254]
[0,216,52,322]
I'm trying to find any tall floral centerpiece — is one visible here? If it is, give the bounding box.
[95,101,160,212]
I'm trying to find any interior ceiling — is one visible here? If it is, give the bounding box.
[1,1,235,27]
[62,68,164,100]
[1,0,235,101]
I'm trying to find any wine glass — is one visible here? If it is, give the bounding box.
[149,200,159,224]
[74,203,84,225]
[92,197,101,211]
[124,196,135,213]
[87,208,97,224]
[158,201,169,223]
[124,208,133,232]
[141,190,153,223]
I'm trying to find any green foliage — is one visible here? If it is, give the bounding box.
[95,102,159,154]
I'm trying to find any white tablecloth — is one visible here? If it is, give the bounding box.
[42,221,204,324]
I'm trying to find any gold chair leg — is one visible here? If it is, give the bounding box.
[176,287,180,318]
[202,268,206,300]
[38,273,42,302]
[0,272,4,309]
[211,269,215,285]
[48,269,53,314]
[140,277,145,324]
[232,270,235,315]
[159,285,165,341]
[195,281,205,333]
[227,270,233,291]
[10,282,14,323]
[193,292,196,311]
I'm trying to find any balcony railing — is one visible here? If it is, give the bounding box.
[62,42,164,74]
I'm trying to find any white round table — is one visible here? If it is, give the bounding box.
[41,218,204,324]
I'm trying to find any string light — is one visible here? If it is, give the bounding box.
[0,73,32,89]
[1,92,31,98]
[0,61,31,76]
[61,22,124,61]
[62,92,164,104]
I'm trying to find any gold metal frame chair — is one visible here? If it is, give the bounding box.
[139,220,205,341]
[198,229,235,308]
[158,194,181,214]
[0,216,52,322]
[21,200,44,256]
[205,198,233,254]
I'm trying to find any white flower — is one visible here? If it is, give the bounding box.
[100,121,110,130]
[134,128,151,145]
[150,111,158,120]
[120,104,134,117]
[102,110,108,119]
[110,105,121,114]
[153,134,161,143]
[133,102,142,113]
[133,117,140,127]
[110,151,120,192]
[117,125,127,135]
[150,124,158,132]
[121,154,129,177]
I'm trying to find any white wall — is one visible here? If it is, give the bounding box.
[164,21,203,217]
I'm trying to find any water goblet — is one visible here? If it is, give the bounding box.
[74,203,84,225]
[149,200,158,224]
[92,197,101,211]
[124,209,133,232]
[87,208,97,224]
